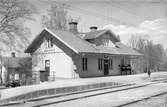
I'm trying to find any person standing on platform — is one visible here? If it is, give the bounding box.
[148,69,151,78]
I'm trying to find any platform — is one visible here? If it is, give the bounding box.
[0,72,167,104]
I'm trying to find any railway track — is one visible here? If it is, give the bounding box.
[1,78,167,107]
[119,91,167,107]
[120,81,167,107]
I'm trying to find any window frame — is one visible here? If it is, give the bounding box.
[46,38,53,48]
[50,38,53,47]
[82,57,88,71]
[98,58,103,71]
[47,39,50,48]
[109,58,113,70]
[45,60,50,68]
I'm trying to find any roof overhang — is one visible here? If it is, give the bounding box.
[25,28,79,54]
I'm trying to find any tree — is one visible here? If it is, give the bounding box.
[18,57,32,85]
[127,34,148,73]
[162,49,167,70]
[127,34,147,53]
[41,3,68,31]
[0,0,36,52]
[128,35,165,72]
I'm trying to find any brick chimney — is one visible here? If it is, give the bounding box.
[11,52,16,58]
[90,26,98,32]
[69,22,78,34]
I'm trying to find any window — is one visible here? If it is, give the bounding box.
[82,57,87,71]
[47,39,50,48]
[51,38,53,47]
[45,60,50,68]
[98,58,103,70]
[102,38,109,47]
[47,38,53,48]
[109,58,113,69]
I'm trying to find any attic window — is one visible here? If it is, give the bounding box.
[47,38,53,48]
[51,38,53,47]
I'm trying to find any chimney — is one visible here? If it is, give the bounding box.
[117,35,121,41]
[69,22,78,34]
[11,52,16,58]
[90,26,98,32]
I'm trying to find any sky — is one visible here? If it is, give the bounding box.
[25,0,167,49]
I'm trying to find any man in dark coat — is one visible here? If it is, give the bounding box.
[148,70,151,77]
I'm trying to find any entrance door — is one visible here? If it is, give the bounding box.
[40,60,50,82]
[40,71,48,82]
[45,60,50,81]
[104,60,109,76]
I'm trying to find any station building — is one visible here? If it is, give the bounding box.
[25,22,143,83]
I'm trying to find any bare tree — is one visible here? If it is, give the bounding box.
[148,43,164,70]
[0,0,36,52]
[41,3,68,31]
[128,35,165,72]
[127,34,147,52]
[18,57,32,85]
[162,49,167,70]
[0,0,36,84]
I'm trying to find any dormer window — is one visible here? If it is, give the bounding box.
[102,39,109,47]
[102,39,115,47]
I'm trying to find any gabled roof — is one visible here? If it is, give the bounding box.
[25,28,98,53]
[82,29,119,42]
[47,28,98,53]
[96,42,142,56]
[25,28,142,56]
[82,30,106,39]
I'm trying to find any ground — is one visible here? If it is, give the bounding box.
[0,72,164,100]
[1,72,167,107]
[44,82,167,107]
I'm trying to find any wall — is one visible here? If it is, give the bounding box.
[32,34,75,83]
[109,56,121,75]
[73,54,123,78]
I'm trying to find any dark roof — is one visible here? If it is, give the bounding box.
[1,57,31,68]
[25,28,142,56]
[25,28,98,53]
[82,29,119,42]
[50,29,98,53]
[96,42,142,56]
[83,30,106,39]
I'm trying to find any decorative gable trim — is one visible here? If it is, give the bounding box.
[25,28,79,54]
[44,28,79,54]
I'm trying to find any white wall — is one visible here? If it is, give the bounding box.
[46,52,73,78]
[32,38,74,80]
[74,54,122,77]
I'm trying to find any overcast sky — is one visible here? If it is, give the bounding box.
[25,0,167,48]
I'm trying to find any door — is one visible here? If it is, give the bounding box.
[40,71,47,82]
[40,60,50,82]
[104,60,109,76]
[45,60,50,81]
